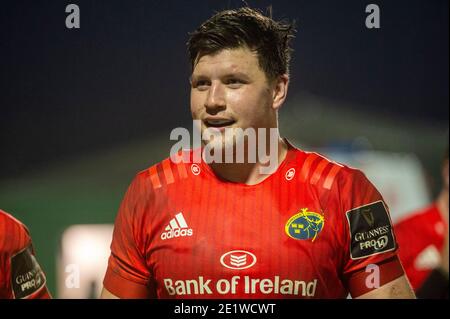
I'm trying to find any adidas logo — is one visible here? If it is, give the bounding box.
[161,212,193,240]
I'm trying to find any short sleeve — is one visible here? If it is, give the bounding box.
[337,169,405,297]
[103,175,155,298]
[0,211,51,299]
[11,243,51,299]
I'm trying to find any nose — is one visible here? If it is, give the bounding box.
[204,82,226,114]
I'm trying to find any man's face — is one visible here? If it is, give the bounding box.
[190,47,276,150]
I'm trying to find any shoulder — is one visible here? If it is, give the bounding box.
[133,151,193,191]
[120,151,195,210]
[0,210,29,236]
[289,148,368,190]
[0,210,30,253]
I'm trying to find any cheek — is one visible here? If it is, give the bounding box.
[190,91,202,118]
[227,87,272,117]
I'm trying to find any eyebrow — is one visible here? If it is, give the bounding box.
[191,72,251,82]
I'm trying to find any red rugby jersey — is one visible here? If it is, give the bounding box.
[0,210,51,299]
[104,144,404,298]
[395,203,447,291]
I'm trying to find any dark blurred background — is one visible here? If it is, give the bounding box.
[0,0,448,297]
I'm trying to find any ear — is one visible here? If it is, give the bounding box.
[271,74,289,111]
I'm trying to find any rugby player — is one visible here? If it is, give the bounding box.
[101,7,415,299]
[395,150,448,298]
[0,209,51,299]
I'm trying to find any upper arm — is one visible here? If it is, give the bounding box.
[0,211,51,299]
[103,175,155,298]
[338,169,406,297]
[356,275,416,299]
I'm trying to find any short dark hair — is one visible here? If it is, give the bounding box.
[187,7,296,81]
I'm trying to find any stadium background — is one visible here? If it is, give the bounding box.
[0,0,448,297]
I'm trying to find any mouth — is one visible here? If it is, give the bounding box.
[203,118,236,129]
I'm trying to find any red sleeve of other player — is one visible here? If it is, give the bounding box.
[0,210,51,299]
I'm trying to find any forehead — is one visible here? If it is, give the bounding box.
[192,47,263,77]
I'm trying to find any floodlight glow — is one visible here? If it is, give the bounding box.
[58,224,114,298]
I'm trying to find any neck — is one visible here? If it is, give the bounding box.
[436,188,449,223]
[209,137,288,185]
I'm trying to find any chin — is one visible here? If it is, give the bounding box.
[206,133,234,149]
